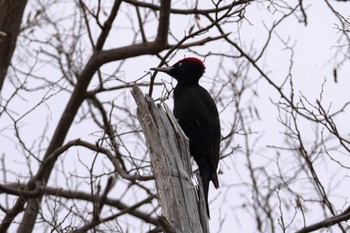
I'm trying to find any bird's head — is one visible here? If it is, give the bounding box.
[151,57,206,85]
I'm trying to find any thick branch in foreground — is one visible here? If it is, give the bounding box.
[0,0,28,90]
[296,205,350,233]
[131,85,209,233]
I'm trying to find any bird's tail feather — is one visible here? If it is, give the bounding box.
[202,173,211,218]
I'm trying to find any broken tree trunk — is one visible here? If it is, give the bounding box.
[131,85,209,233]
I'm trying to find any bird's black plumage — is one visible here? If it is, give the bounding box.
[151,57,220,218]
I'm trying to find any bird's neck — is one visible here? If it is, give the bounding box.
[173,82,199,99]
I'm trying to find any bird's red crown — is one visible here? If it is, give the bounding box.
[173,57,206,69]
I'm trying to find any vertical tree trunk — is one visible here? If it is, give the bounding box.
[131,85,209,233]
[0,0,28,90]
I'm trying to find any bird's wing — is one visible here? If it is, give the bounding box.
[194,86,221,188]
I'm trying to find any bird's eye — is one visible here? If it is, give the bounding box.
[177,62,182,67]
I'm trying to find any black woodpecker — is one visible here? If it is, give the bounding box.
[151,57,220,218]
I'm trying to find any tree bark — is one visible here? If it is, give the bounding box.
[0,0,28,90]
[131,85,209,233]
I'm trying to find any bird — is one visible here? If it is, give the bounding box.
[151,57,221,218]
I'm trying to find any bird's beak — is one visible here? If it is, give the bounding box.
[150,66,174,73]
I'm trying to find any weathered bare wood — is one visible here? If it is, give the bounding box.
[131,85,209,233]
